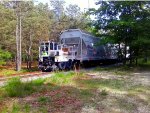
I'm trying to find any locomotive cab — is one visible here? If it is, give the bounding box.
[38,41,76,71]
[38,41,60,71]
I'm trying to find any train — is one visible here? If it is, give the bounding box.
[38,29,123,72]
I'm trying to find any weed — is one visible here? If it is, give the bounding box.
[80,89,93,99]
[23,104,30,112]
[101,89,108,96]
[38,96,51,104]
[5,77,23,97]
[12,103,21,113]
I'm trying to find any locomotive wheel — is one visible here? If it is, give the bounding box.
[52,64,59,71]
[67,59,73,70]
[58,62,67,70]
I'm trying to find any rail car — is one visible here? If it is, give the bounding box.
[38,29,119,71]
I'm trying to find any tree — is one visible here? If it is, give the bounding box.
[90,1,150,65]
[0,3,16,57]
[0,1,91,70]
[22,2,53,69]
[66,4,90,29]
[0,49,12,65]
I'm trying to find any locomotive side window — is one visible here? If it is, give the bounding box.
[40,45,44,54]
[54,43,57,50]
[58,45,61,50]
[45,43,49,51]
[50,42,53,50]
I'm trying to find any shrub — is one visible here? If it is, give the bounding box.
[5,77,22,97]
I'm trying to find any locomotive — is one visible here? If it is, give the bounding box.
[38,29,119,72]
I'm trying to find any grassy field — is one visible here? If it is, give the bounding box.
[0,67,150,113]
[0,61,39,77]
[0,67,39,77]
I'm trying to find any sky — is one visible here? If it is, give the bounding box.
[37,0,99,11]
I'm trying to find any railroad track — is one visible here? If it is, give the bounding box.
[0,72,54,87]
[0,63,122,87]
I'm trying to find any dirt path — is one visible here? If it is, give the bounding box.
[131,71,150,86]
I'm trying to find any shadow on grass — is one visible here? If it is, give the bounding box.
[75,77,127,91]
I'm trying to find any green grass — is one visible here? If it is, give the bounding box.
[0,67,39,77]
[38,96,51,104]
[101,89,108,96]
[0,69,150,113]
[0,69,18,76]
[4,77,46,97]
[46,71,76,86]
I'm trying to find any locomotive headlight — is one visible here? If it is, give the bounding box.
[39,58,43,62]
[55,56,59,62]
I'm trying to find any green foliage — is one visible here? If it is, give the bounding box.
[0,1,90,67]
[90,1,150,64]
[0,49,12,65]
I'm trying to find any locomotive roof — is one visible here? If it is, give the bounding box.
[61,29,99,39]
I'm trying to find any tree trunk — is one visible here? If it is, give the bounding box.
[129,47,132,65]
[135,57,138,66]
[16,15,21,71]
[144,50,148,63]
[19,15,22,70]
[26,29,33,70]
[15,2,22,71]
[123,43,127,65]
[26,55,29,69]
[118,42,122,62]
[29,55,32,69]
